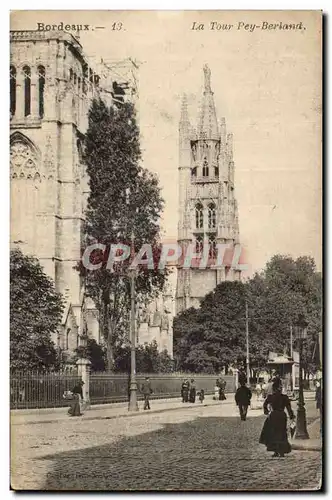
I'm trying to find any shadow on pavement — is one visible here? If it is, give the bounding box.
[38,414,321,492]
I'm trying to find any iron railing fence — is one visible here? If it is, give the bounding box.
[10,370,236,409]
[10,369,80,409]
[89,373,236,405]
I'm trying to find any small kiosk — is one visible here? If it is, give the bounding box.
[267,351,299,394]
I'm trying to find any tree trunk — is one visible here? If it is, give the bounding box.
[106,315,115,371]
[102,299,112,372]
[106,340,113,371]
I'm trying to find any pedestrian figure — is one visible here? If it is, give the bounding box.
[217,376,227,401]
[272,372,282,390]
[315,380,322,411]
[213,384,219,400]
[198,389,205,403]
[181,379,190,403]
[259,381,295,457]
[315,380,322,436]
[261,380,268,399]
[141,377,153,410]
[255,381,262,401]
[238,370,247,387]
[266,378,274,397]
[235,380,252,421]
[68,380,84,417]
[189,379,196,403]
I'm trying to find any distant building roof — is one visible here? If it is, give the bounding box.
[267,351,299,365]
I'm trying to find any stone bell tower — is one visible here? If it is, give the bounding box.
[176,64,241,314]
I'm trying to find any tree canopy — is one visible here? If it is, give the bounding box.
[75,338,107,372]
[82,98,168,369]
[173,255,322,375]
[247,255,322,373]
[10,248,64,370]
[173,282,247,373]
[114,340,174,373]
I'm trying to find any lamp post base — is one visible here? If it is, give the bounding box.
[294,407,309,439]
[128,380,139,412]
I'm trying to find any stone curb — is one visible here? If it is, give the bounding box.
[291,418,322,451]
[291,441,322,452]
[11,400,225,426]
[10,394,235,415]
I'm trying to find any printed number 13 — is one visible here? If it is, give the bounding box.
[112,22,123,30]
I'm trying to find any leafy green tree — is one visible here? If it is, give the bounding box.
[157,349,175,373]
[113,340,173,373]
[173,282,247,373]
[75,338,107,372]
[248,255,322,375]
[10,248,64,370]
[173,255,322,375]
[81,98,167,369]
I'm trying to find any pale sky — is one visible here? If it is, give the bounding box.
[11,11,322,276]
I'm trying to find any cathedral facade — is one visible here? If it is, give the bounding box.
[136,264,176,357]
[10,30,110,353]
[176,65,242,313]
[10,33,241,359]
[10,29,174,359]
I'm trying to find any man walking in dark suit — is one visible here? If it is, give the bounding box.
[141,377,153,410]
[235,381,252,421]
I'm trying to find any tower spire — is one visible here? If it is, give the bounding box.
[203,64,212,93]
[180,93,190,125]
[198,65,219,139]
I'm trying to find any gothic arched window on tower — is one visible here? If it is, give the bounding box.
[208,202,216,229]
[191,142,197,161]
[66,328,70,350]
[195,203,204,229]
[214,166,219,178]
[23,66,31,117]
[195,234,203,255]
[10,66,16,116]
[38,66,45,119]
[208,234,217,258]
[202,159,209,177]
[191,167,197,178]
[82,66,88,93]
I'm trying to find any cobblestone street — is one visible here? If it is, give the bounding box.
[11,401,322,491]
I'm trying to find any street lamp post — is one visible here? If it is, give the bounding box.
[125,187,139,412]
[294,314,309,440]
[128,232,139,412]
[245,299,250,385]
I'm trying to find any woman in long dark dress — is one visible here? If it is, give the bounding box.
[189,379,196,403]
[68,380,84,417]
[259,382,295,457]
[181,379,189,403]
[219,379,227,401]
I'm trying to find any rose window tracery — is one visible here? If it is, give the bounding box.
[10,140,38,178]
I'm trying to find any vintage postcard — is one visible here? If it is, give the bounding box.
[10,10,322,491]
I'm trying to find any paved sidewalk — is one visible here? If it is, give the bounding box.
[291,418,322,451]
[11,395,234,425]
